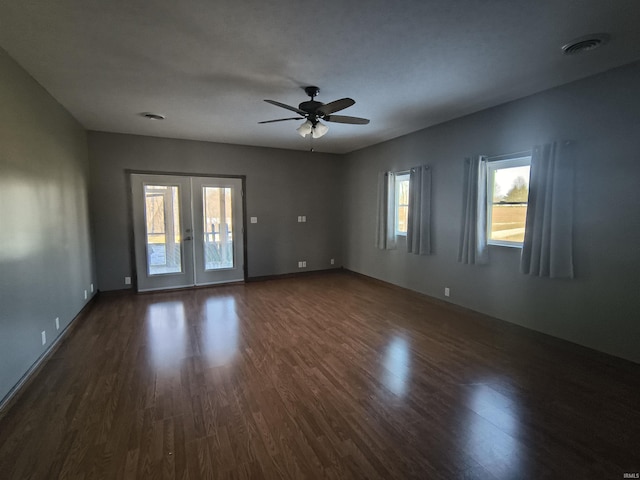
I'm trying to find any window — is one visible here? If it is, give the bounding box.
[487,156,531,247]
[395,173,410,235]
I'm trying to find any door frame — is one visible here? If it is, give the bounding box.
[126,169,248,292]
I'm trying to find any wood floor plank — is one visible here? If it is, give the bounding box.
[1,272,639,479]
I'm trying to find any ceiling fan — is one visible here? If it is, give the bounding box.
[259,86,370,138]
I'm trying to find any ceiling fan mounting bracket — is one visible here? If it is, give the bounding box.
[303,86,320,99]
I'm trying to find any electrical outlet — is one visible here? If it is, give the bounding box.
[298,261,303,268]
[250,217,258,223]
[330,258,335,265]
[124,276,131,285]
[84,290,88,300]
[41,331,46,345]
[297,216,302,222]
[302,216,306,222]
[302,261,307,267]
[90,283,94,293]
[444,287,450,297]
[55,317,60,330]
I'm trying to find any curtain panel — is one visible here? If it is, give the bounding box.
[458,156,488,264]
[407,165,432,255]
[521,142,574,278]
[376,171,397,250]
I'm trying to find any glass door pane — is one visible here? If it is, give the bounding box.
[144,185,183,275]
[202,186,234,270]
[192,177,244,286]
[131,174,194,292]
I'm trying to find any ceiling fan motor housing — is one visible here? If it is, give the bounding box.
[300,86,323,120]
[299,100,323,115]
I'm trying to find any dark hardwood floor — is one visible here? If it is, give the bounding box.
[0,271,638,479]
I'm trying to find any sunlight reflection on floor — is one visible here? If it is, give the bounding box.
[464,382,523,477]
[383,336,411,397]
[146,301,187,370]
[202,296,239,366]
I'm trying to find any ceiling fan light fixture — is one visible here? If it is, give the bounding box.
[296,120,313,137]
[312,121,329,138]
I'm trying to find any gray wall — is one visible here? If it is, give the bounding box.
[342,61,640,363]
[0,49,96,402]
[88,132,343,291]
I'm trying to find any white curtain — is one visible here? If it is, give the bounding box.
[376,171,397,250]
[521,142,574,278]
[458,156,488,264]
[407,165,432,255]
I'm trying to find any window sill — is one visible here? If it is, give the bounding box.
[488,241,523,249]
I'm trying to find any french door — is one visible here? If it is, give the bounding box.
[131,174,245,292]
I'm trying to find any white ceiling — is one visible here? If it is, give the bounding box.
[1,0,640,154]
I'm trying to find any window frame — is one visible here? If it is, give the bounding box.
[394,172,410,236]
[486,155,532,248]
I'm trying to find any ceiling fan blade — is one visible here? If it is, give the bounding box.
[264,99,307,115]
[317,98,355,115]
[258,117,304,124]
[324,115,370,125]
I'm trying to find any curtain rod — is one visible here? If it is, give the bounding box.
[487,141,574,161]
[486,149,532,161]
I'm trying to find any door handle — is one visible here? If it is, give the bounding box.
[184,236,192,241]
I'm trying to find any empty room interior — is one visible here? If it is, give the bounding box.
[1,0,639,478]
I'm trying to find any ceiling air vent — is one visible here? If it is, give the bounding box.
[140,112,166,120]
[562,33,610,55]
